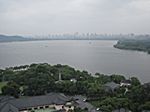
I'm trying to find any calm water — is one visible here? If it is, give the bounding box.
[0,40,150,83]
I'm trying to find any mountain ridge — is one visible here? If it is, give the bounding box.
[0,34,32,42]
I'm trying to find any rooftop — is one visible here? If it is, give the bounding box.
[121,80,131,84]
[0,93,70,112]
[103,81,120,92]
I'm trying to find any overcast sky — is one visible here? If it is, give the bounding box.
[0,0,150,35]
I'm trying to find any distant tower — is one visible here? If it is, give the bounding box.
[2,75,5,82]
[59,72,62,81]
[129,76,131,80]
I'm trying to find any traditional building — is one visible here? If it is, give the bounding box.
[103,81,120,92]
[0,93,74,112]
[120,80,131,87]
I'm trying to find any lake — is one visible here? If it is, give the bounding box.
[0,40,150,83]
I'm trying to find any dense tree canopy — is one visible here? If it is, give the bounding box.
[0,63,149,112]
[1,81,20,98]
[114,39,150,54]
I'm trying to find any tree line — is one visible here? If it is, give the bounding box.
[0,63,149,112]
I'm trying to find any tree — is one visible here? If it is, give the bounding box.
[110,74,125,84]
[2,81,20,98]
[127,85,145,106]
[2,68,15,81]
[139,101,150,111]
[96,74,111,84]
[131,77,141,86]
[23,73,55,96]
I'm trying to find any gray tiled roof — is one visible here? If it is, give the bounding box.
[121,80,131,84]
[0,93,70,112]
[9,93,70,110]
[103,82,120,92]
[0,96,14,103]
[0,102,19,112]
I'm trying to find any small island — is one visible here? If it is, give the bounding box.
[114,39,150,54]
[0,63,150,112]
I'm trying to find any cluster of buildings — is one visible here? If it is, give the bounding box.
[0,79,135,112]
[103,79,131,93]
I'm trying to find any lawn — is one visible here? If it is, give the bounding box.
[31,108,56,112]
[0,82,7,93]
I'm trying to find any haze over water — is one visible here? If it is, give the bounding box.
[0,40,150,83]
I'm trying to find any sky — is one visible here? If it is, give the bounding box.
[0,0,150,35]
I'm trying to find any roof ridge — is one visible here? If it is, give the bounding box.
[0,101,18,112]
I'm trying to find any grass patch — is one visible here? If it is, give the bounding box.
[0,82,7,93]
[31,108,56,112]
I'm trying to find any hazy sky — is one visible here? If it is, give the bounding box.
[0,0,150,35]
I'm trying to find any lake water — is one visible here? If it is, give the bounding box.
[0,40,150,83]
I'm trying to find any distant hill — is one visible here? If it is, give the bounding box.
[0,34,33,42]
